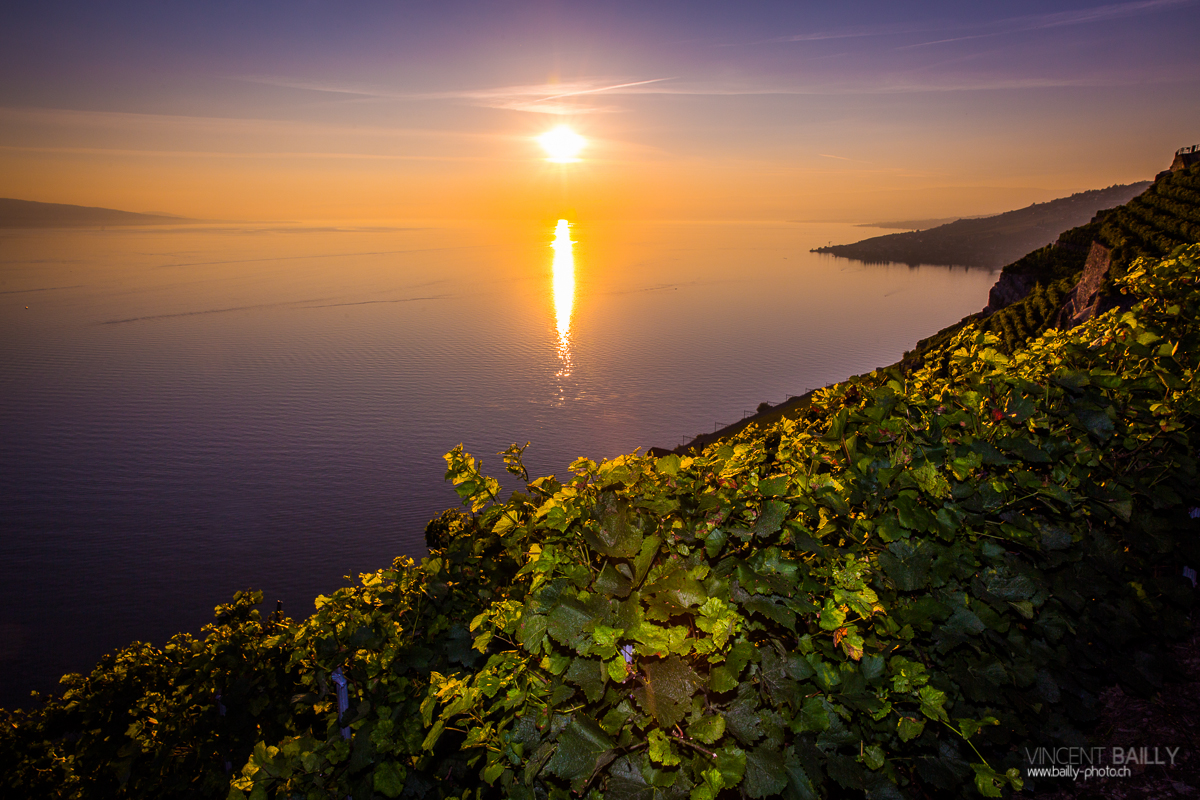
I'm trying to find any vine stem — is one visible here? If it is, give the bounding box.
[576,741,649,797]
[940,719,991,769]
[670,734,717,759]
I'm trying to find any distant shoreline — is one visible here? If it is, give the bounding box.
[0,198,190,228]
[814,182,1150,270]
[855,215,990,230]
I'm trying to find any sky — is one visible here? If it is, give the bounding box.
[1,0,1198,222]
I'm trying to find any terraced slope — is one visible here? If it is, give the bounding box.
[1098,166,1200,280]
[903,163,1200,376]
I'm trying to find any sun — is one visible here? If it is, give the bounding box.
[537,125,586,163]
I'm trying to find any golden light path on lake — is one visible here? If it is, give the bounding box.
[551,219,575,382]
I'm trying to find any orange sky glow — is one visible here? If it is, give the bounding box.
[1,2,1198,222]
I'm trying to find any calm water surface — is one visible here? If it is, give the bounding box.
[0,219,996,707]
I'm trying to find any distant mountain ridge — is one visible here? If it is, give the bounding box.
[0,198,187,228]
[814,182,1151,268]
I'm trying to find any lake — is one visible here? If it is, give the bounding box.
[0,219,997,708]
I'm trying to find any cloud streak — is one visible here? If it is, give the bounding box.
[901,0,1195,49]
[238,68,1166,120]
[0,106,507,141]
[767,0,1194,47]
[239,76,676,114]
[0,144,502,162]
[419,78,675,113]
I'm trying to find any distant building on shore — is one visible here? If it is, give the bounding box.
[1155,144,1198,181]
[1170,144,1200,171]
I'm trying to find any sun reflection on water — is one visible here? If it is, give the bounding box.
[551,219,575,383]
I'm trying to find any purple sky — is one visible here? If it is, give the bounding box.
[2,0,1197,220]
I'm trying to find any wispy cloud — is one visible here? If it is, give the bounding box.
[767,0,1194,47]
[421,78,675,113]
[254,2,1194,107]
[900,0,1194,49]
[236,41,1191,119]
[0,106,502,140]
[0,144,499,162]
[768,22,945,44]
[0,107,523,162]
[582,73,1151,96]
[239,76,676,114]
[1003,0,1193,31]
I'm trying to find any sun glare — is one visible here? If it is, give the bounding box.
[537,126,586,163]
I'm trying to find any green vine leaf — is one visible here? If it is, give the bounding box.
[544,715,615,789]
[634,656,703,729]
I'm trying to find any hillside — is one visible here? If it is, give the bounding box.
[0,198,186,228]
[902,161,1200,375]
[679,162,1200,452]
[813,183,1150,269]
